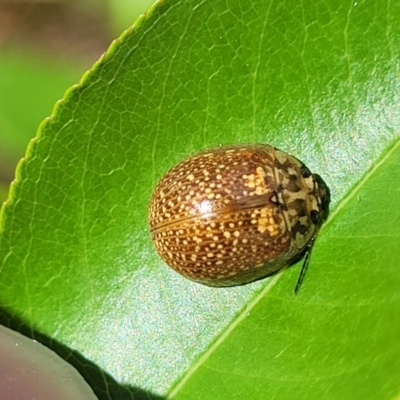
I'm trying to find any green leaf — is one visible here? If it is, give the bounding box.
[0,1,399,399]
[170,142,400,399]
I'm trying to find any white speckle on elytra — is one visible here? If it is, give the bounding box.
[149,144,327,288]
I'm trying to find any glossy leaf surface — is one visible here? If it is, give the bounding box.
[0,1,399,399]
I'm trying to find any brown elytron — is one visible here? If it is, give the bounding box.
[149,144,329,288]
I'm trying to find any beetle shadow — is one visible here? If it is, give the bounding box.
[0,308,164,400]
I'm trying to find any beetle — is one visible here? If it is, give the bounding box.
[148,144,329,292]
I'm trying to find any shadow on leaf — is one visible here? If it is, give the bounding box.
[0,308,164,400]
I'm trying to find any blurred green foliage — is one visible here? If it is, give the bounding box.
[0,0,154,206]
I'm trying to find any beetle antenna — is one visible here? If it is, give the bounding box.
[294,236,315,295]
